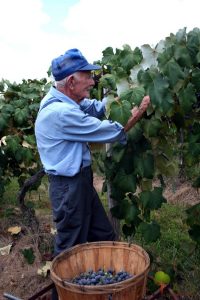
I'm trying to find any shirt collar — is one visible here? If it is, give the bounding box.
[49,86,80,108]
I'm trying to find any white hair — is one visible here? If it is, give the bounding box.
[54,77,67,87]
[53,72,81,88]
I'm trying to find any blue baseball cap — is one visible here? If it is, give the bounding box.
[51,48,101,81]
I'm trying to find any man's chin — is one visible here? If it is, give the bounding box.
[83,92,90,99]
[79,95,89,101]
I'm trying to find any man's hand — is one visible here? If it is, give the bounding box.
[124,95,150,132]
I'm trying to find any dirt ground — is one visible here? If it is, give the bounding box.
[0,175,199,300]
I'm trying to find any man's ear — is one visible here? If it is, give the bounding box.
[67,75,74,89]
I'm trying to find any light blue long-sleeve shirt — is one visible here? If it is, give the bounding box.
[35,86,127,176]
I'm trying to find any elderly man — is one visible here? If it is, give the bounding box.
[35,47,150,255]
[35,48,150,299]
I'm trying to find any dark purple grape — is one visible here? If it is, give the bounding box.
[69,268,134,286]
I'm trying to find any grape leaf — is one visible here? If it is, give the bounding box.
[120,87,145,106]
[138,221,161,243]
[111,198,139,223]
[14,107,29,125]
[140,187,167,210]
[191,68,200,90]
[133,153,155,179]
[143,118,162,137]
[113,169,136,193]
[162,59,185,89]
[174,45,192,68]
[6,136,21,154]
[109,100,131,125]
[179,83,196,113]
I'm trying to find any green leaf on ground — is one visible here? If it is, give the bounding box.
[21,248,35,264]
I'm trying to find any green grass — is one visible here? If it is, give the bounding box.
[1,176,50,217]
[1,178,20,206]
[126,203,200,297]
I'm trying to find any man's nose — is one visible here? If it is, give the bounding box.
[90,77,95,85]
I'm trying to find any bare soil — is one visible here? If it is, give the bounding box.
[0,175,199,300]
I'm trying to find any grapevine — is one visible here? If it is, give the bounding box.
[93,27,200,244]
[0,78,50,196]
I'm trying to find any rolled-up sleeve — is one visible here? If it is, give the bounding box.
[79,97,107,119]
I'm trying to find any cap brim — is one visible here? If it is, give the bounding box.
[78,63,101,71]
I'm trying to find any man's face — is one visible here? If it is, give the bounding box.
[70,71,95,101]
